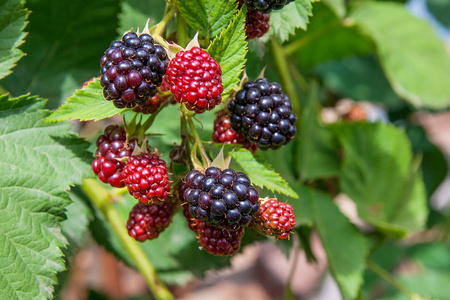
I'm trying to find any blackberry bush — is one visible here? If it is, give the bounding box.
[228,78,297,150]
[182,167,259,231]
[92,125,134,187]
[100,31,169,109]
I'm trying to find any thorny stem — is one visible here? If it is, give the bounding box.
[269,38,301,117]
[367,260,422,300]
[82,179,174,300]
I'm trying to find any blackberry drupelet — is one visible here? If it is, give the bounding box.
[227,78,297,150]
[100,32,169,108]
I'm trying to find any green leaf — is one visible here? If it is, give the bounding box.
[427,0,450,28]
[266,0,314,42]
[299,186,369,300]
[315,55,403,108]
[1,0,120,108]
[295,95,340,181]
[62,187,92,247]
[290,2,373,68]
[46,78,125,122]
[208,6,247,95]
[333,122,428,237]
[0,94,92,299]
[207,145,299,199]
[350,2,450,109]
[177,0,237,41]
[0,0,29,80]
[322,0,346,18]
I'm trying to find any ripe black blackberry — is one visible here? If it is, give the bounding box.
[100,31,169,109]
[245,0,296,13]
[182,167,260,231]
[92,125,135,187]
[227,78,297,150]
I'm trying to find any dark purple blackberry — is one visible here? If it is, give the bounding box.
[100,32,169,109]
[245,0,296,13]
[182,167,259,231]
[228,78,297,150]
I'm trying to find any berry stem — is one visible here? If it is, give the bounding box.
[153,6,176,37]
[269,38,301,117]
[366,260,421,300]
[82,178,174,300]
[138,97,171,137]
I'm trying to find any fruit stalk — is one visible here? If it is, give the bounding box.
[82,178,174,300]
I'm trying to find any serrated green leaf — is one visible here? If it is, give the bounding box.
[333,122,428,237]
[208,6,247,95]
[0,0,29,80]
[207,145,299,199]
[1,0,120,108]
[46,78,125,122]
[290,2,373,68]
[0,94,92,299]
[177,0,237,41]
[350,2,450,109]
[299,186,368,300]
[266,0,314,42]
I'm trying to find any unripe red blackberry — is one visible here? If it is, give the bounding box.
[197,220,245,256]
[166,47,223,113]
[132,76,170,114]
[245,0,295,13]
[228,78,297,150]
[183,167,259,231]
[127,202,173,241]
[212,110,258,153]
[250,197,296,239]
[92,125,134,188]
[183,205,199,232]
[237,0,270,40]
[122,152,170,204]
[100,32,169,109]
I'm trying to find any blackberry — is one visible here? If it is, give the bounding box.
[212,110,258,153]
[197,220,245,256]
[166,47,223,113]
[250,197,296,239]
[100,32,169,109]
[92,125,134,187]
[183,167,259,231]
[122,152,170,204]
[237,0,270,40]
[228,78,297,150]
[127,202,173,241]
[245,0,296,13]
[183,205,199,232]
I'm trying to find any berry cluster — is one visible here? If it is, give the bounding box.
[228,78,297,150]
[167,47,223,113]
[127,202,173,241]
[212,110,258,152]
[245,0,295,13]
[100,32,169,108]
[122,152,170,204]
[132,76,171,114]
[183,167,260,231]
[92,125,134,187]
[250,198,296,240]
